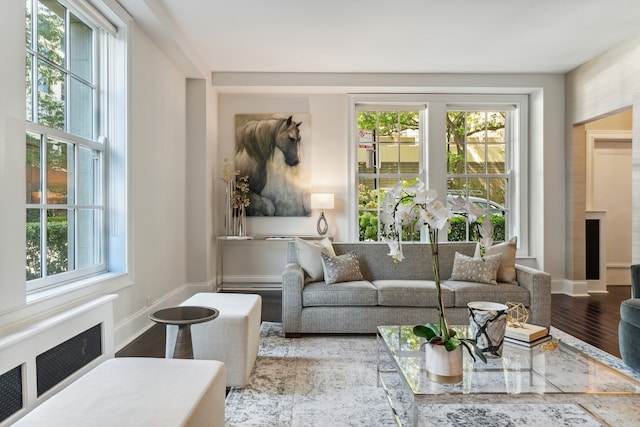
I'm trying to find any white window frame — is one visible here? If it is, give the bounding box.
[349,94,528,252]
[25,0,130,295]
[354,103,427,241]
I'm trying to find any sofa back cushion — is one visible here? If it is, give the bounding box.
[329,242,476,281]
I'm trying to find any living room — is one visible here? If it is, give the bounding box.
[2,0,640,425]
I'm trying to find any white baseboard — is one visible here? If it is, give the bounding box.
[606,263,631,286]
[113,281,213,352]
[552,279,589,296]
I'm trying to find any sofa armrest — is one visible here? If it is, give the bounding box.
[282,263,305,334]
[515,264,552,328]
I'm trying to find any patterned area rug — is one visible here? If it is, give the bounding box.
[225,323,640,427]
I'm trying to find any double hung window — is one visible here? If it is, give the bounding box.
[25,0,111,291]
[354,97,521,246]
[446,108,512,242]
[356,106,424,241]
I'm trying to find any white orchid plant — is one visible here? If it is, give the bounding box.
[381,180,488,363]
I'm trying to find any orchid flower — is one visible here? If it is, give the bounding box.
[393,203,412,227]
[478,220,494,256]
[389,181,404,197]
[414,188,437,205]
[451,195,483,224]
[381,180,490,363]
[385,239,404,262]
[466,202,485,225]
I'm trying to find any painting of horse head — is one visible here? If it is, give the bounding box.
[275,116,302,167]
[235,114,311,216]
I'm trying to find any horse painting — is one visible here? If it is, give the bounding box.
[235,114,311,216]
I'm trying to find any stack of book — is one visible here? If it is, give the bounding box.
[504,323,552,347]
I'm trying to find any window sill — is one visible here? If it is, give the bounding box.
[26,272,132,305]
[0,273,131,331]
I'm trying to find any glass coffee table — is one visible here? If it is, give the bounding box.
[377,325,640,426]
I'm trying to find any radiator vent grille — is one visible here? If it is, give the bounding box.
[36,323,103,396]
[0,365,23,423]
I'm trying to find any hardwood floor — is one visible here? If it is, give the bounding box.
[117,287,630,359]
[551,285,629,358]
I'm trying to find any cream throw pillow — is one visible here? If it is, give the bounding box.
[294,237,336,282]
[450,252,502,285]
[320,252,364,285]
[475,236,517,284]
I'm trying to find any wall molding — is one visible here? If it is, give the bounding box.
[552,278,589,296]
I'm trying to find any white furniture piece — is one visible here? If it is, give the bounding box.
[166,292,261,387]
[216,235,329,290]
[14,357,226,427]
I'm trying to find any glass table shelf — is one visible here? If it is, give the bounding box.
[377,325,640,426]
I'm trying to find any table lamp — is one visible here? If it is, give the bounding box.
[310,193,334,235]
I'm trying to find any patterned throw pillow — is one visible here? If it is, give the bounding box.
[475,236,518,284]
[449,252,502,285]
[320,252,364,285]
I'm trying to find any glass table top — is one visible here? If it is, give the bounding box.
[377,325,640,400]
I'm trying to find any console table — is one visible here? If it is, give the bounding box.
[216,235,328,291]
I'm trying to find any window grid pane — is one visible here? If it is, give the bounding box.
[26,132,42,204]
[46,137,72,204]
[68,77,94,139]
[37,60,65,130]
[46,208,70,276]
[26,53,33,121]
[357,109,422,242]
[446,110,510,243]
[37,0,66,66]
[26,209,42,280]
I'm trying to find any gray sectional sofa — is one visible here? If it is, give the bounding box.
[282,241,551,336]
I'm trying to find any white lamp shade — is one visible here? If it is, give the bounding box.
[310,193,334,210]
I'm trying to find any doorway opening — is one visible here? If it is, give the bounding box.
[574,108,632,294]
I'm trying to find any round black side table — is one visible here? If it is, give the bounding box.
[149,306,219,359]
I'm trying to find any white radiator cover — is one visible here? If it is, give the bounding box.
[0,295,117,426]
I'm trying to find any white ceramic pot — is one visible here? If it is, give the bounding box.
[425,342,463,383]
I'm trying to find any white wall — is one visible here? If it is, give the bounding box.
[566,35,640,280]
[0,1,27,313]
[111,25,190,341]
[214,73,566,287]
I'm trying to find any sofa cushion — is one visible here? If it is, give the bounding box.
[302,280,378,307]
[374,280,455,307]
[475,236,518,284]
[321,251,364,285]
[450,252,502,285]
[294,237,335,282]
[621,298,640,328]
[444,280,530,307]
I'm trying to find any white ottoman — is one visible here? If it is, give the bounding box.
[14,358,226,427]
[166,292,261,387]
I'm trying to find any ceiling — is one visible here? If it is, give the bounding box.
[119,0,640,74]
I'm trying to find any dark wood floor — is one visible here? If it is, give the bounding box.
[550,285,629,358]
[117,287,630,359]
